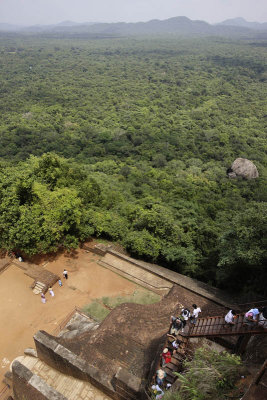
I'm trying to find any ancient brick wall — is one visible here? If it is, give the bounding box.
[34,331,122,399]
[12,360,66,400]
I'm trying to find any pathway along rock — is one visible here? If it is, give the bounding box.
[228,158,259,179]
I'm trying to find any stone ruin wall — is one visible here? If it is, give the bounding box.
[11,246,263,400]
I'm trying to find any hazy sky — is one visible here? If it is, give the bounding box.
[0,0,266,26]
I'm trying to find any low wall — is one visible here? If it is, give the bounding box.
[112,368,144,400]
[34,330,144,400]
[12,360,66,400]
[0,259,11,274]
[87,244,235,309]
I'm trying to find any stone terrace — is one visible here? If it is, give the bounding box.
[33,284,227,399]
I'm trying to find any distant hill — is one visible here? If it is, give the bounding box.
[218,17,267,30]
[21,16,255,37]
[0,23,23,31]
[0,16,266,37]
[0,20,97,33]
[56,20,82,27]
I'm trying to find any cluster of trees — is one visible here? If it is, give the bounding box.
[0,35,266,296]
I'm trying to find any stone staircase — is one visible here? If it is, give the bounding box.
[159,313,267,387]
[163,334,188,385]
[10,259,59,294]
[32,281,47,295]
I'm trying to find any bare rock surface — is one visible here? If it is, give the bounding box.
[57,311,99,339]
[228,158,259,179]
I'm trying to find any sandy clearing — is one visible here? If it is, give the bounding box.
[0,249,137,388]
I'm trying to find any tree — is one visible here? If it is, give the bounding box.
[123,229,161,260]
[217,202,267,295]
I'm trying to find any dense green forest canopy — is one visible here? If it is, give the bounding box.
[0,35,266,296]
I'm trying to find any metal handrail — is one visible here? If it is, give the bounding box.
[188,316,230,334]
[52,306,93,335]
[189,322,237,332]
[144,387,153,399]
[0,385,9,399]
[188,314,266,335]
[52,306,80,334]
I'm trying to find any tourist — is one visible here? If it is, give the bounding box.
[63,269,68,279]
[169,316,183,336]
[41,293,46,304]
[191,304,201,324]
[224,309,237,325]
[171,338,182,354]
[58,279,63,287]
[181,308,190,331]
[155,369,166,387]
[167,334,182,354]
[244,308,260,326]
[48,287,55,297]
[161,348,171,366]
[166,383,172,390]
[151,384,164,399]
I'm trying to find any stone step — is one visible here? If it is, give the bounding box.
[34,286,45,292]
[164,362,177,372]
[35,281,46,288]
[172,352,185,361]
[165,370,176,384]
[33,288,42,295]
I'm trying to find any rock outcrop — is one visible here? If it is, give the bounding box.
[228,158,259,179]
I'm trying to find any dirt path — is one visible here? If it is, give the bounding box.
[0,249,137,388]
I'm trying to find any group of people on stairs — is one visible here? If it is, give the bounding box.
[151,304,202,398]
[151,303,267,398]
[169,304,202,335]
[225,306,267,328]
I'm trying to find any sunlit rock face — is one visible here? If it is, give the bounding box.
[228,158,259,179]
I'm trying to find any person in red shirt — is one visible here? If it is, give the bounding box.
[161,348,171,366]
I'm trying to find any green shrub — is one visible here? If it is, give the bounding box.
[163,348,242,400]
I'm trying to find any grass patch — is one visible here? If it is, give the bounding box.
[82,288,160,321]
[102,288,160,308]
[82,301,110,321]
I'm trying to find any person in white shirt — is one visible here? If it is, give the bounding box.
[191,304,201,324]
[63,269,68,279]
[181,308,190,332]
[224,309,237,325]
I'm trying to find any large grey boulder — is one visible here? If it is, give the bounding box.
[228,158,259,179]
